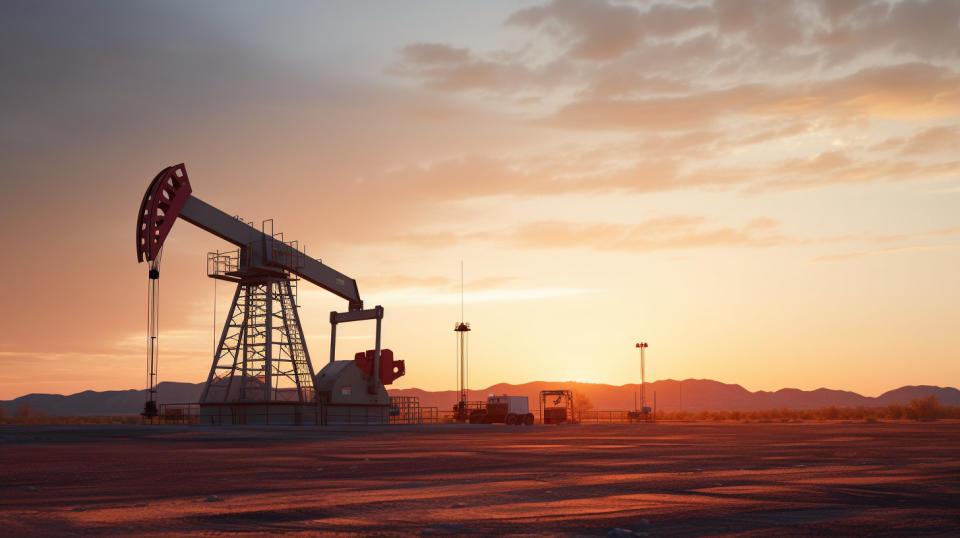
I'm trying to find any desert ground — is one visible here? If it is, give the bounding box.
[1,422,958,536]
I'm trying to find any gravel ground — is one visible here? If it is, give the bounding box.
[1,422,958,536]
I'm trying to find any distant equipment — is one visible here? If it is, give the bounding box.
[135,164,404,424]
[539,390,575,424]
[467,394,534,425]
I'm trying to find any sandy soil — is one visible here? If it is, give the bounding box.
[1,422,958,536]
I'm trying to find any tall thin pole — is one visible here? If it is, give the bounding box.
[636,342,649,413]
[461,260,465,401]
[641,345,645,410]
[265,282,273,402]
[460,258,467,402]
[454,261,471,421]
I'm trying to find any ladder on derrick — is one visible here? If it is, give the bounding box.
[279,278,315,401]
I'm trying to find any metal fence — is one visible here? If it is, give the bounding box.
[159,398,440,426]
[578,410,655,423]
[158,403,325,425]
[388,396,439,424]
[156,402,653,426]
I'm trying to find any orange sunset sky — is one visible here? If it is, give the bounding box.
[1,0,959,400]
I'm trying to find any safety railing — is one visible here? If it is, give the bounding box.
[207,249,240,278]
[389,396,441,424]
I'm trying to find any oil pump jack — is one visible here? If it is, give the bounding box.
[136,163,404,424]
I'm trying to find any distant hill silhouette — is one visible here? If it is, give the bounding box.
[3,379,957,416]
[0,382,203,416]
[389,380,960,412]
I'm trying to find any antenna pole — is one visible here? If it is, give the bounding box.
[453,260,471,422]
[636,342,649,417]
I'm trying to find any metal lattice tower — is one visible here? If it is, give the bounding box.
[452,261,471,422]
[200,277,315,404]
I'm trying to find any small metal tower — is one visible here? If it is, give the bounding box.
[453,321,471,421]
[453,261,471,422]
[636,342,650,415]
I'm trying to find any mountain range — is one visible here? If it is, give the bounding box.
[391,380,960,413]
[2,379,958,416]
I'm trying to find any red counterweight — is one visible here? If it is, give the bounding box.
[354,349,405,385]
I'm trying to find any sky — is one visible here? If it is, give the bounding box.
[1,0,958,400]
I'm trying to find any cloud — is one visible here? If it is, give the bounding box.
[0,350,133,363]
[391,42,572,94]
[873,225,960,244]
[543,63,960,131]
[380,0,960,209]
[753,154,960,192]
[399,43,471,65]
[815,0,960,64]
[357,275,515,293]
[299,272,585,306]
[809,243,960,263]
[370,287,591,306]
[311,135,960,230]
[898,126,960,156]
[579,73,693,99]
[525,0,960,64]
[714,0,807,50]
[391,1,960,127]
[507,0,646,61]
[337,153,683,214]
[509,216,788,252]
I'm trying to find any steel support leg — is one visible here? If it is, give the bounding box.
[265,281,274,402]
[200,284,242,403]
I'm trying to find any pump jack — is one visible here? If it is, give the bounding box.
[136,164,401,420]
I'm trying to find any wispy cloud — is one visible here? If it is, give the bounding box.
[873,226,960,244]
[0,350,133,363]
[356,275,514,293]
[358,215,791,252]
[543,63,960,132]
[809,243,960,263]
[369,287,591,306]
[510,216,787,252]
[301,276,588,306]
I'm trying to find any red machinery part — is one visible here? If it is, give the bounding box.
[354,349,405,385]
[136,164,193,262]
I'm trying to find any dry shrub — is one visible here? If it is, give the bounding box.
[906,395,946,421]
[653,396,959,422]
[0,406,140,425]
[571,392,594,422]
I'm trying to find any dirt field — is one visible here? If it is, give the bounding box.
[1,422,958,536]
